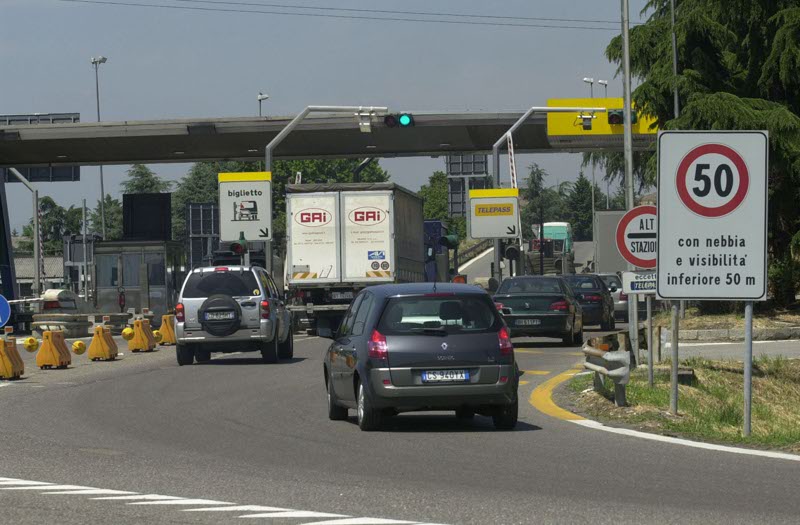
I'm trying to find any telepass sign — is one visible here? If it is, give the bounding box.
[468,188,520,239]
[657,131,768,300]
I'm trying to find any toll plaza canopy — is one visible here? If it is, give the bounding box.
[0,111,656,167]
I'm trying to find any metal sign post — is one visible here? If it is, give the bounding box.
[657,131,768,431]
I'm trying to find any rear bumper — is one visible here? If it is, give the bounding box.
[176,319,275,350]
[368,366,517,410]
[503,313,570,337]
[580,305,604,325]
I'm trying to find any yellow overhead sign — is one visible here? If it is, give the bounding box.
[217,171,272,182]
[546,98,658,137]
[469,188,519,199]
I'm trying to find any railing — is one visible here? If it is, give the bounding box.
[456,239,493,268]
[583,332,632,407]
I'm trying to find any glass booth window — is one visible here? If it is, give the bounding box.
[96,255,118,287]
[122,254,141,287]
[145,253,166,286]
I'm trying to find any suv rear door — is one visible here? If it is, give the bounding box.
[376,294,505,386]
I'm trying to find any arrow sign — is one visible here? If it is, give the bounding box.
[506,225,516,235]
[259,228,269,238]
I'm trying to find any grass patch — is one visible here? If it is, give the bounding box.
[568,357,800,452]
[652,306,800,330]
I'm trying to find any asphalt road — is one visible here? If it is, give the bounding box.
[1,331,800,524]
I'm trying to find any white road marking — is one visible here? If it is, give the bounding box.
[130,498,235,506]
[92,494,185,501]
[1,484,94,491]
[459,247,493,272]
[183,505,290,512]
[571,419,800,462]
[302,519,418,525]
[0,481,53,486]
[42,489,138,495]
[0,384,10,388]
[240,511,348,519]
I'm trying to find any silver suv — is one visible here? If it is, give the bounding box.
[174,266,293,365]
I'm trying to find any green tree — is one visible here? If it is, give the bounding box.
[63,206,84,236]
[567,173,594,241]
[90,195,123,240]
[520,164,569,241]
[604,1,800,303]
[121,164,172,194]
[417,171,448,221]
[20,196,68,253]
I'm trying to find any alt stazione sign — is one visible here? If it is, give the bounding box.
[657,131,768,301]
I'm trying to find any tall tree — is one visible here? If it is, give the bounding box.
[567,173,594,241]
[520,163,569,241]
[604,0,800,302]
[91,196,123,240]
[417,171,448,221]
[121,164,172,194]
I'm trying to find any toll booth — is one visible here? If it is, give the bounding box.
[93,241,186,325]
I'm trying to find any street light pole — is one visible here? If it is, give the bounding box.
[598,79,608,98]
[257,92,269,117]
[584,77,598,276]
[91,55,108,240]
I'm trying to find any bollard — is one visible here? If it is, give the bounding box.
[158,315,177,346]
[152,330,163,344]
[128,320,156,353]
[0,337,24,380]
[36,331,72,369]
[87,325,119,361]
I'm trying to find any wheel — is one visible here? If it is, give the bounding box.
[278,330,294,359]
[357,382,382,431]
[261,337,279,364]
[610,315,616,330]
[176,345,195,366]
[455,408,475,420]
[573,327,584,346]
[493,398,518,430]
[195,350,211,363]
[601,313,612,331]
[327,372,348,421]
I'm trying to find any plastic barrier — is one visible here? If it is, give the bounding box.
[128,320,157,353]
[88,326,119,361]
[0,337,24,380]
[36,331,72,369]
[159,315,177,346]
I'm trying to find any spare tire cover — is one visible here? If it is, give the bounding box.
[199,294,242,337]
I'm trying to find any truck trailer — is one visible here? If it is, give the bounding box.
[285,183,424,334]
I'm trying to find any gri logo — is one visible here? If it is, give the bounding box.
[348,207,386,225]
[295,208,332,227]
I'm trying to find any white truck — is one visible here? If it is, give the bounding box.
[285,183,425,334]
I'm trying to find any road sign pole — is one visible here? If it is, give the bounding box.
[744,301,753,436]
[670,300,679,415]
[647,295,653,387]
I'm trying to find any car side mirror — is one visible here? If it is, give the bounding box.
[318,327,334,339]
[610,285,618,293]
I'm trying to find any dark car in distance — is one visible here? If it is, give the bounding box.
[562,274,616,330]
[492,276,583,345]
[320,283,518,431]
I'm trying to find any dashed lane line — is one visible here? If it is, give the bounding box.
[0,476,445,524]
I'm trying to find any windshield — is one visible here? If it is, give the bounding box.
[181,271,260,298]
[497,278,563,294]
[377,295,500,335]
[563,275,602,292]
[599,275,622,289]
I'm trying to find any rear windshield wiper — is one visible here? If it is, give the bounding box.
[421,327,448,336]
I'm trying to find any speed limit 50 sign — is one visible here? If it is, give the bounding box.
[657,131,768,300]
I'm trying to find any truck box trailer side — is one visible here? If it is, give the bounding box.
[286,192,340,285]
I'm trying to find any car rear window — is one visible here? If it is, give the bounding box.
[181,271,260,298]
[564,275,602,291]
[377,295,500,335]
[599,275,622,288]
[497,278,562,294]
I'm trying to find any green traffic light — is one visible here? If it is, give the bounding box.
[399,113,413,127]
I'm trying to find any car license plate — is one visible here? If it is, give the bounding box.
[331,291,353,300]
[205,311,234,321]
[516,319,541,326]
[422,370,469,383]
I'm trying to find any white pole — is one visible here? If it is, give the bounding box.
[33,190,40,298]
[82,199,88,300]
[743,301,753,436]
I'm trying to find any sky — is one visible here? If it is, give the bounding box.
[2,0,649,232]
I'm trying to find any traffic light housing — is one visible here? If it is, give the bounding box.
[608,109,637,125]
[439,234,459,249]
[504,243,520,261]
[384,113,415,128]
[229,232,248,256]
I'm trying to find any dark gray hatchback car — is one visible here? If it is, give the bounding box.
[321,283,518,431]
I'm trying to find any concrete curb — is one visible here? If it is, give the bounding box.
[661,326,800,343]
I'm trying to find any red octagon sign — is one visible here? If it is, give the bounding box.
[616,205,657,269]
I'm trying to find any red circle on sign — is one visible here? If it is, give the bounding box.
[615,205,657,269]
[676,143,749,217]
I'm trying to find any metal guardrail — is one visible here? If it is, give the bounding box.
[456,239,493,268]
[583,332,632,407]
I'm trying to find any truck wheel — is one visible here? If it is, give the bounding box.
[261,337,279,364]
[279,330,294,359]
[327,372,348,421]
[357,382,382,431]
[176,345,195,366]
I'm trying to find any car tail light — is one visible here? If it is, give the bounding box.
[499,376,509,383]
[260,300,270,319]
[549,300,569,311]
[498,326,513,355]
[43,301,60,310]
[294,290,305,299]
[494,302,505,311]
[214,267,228,272]
[619,291,628,301]
[176,303,185,322]
[368,330,388,360]
[584,294,603,303]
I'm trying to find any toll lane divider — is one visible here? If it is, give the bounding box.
[158,315,176,346]
[126,320,157,352]
[0,335,24,380]
[88,326,119,361]
[36,331,73,369]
